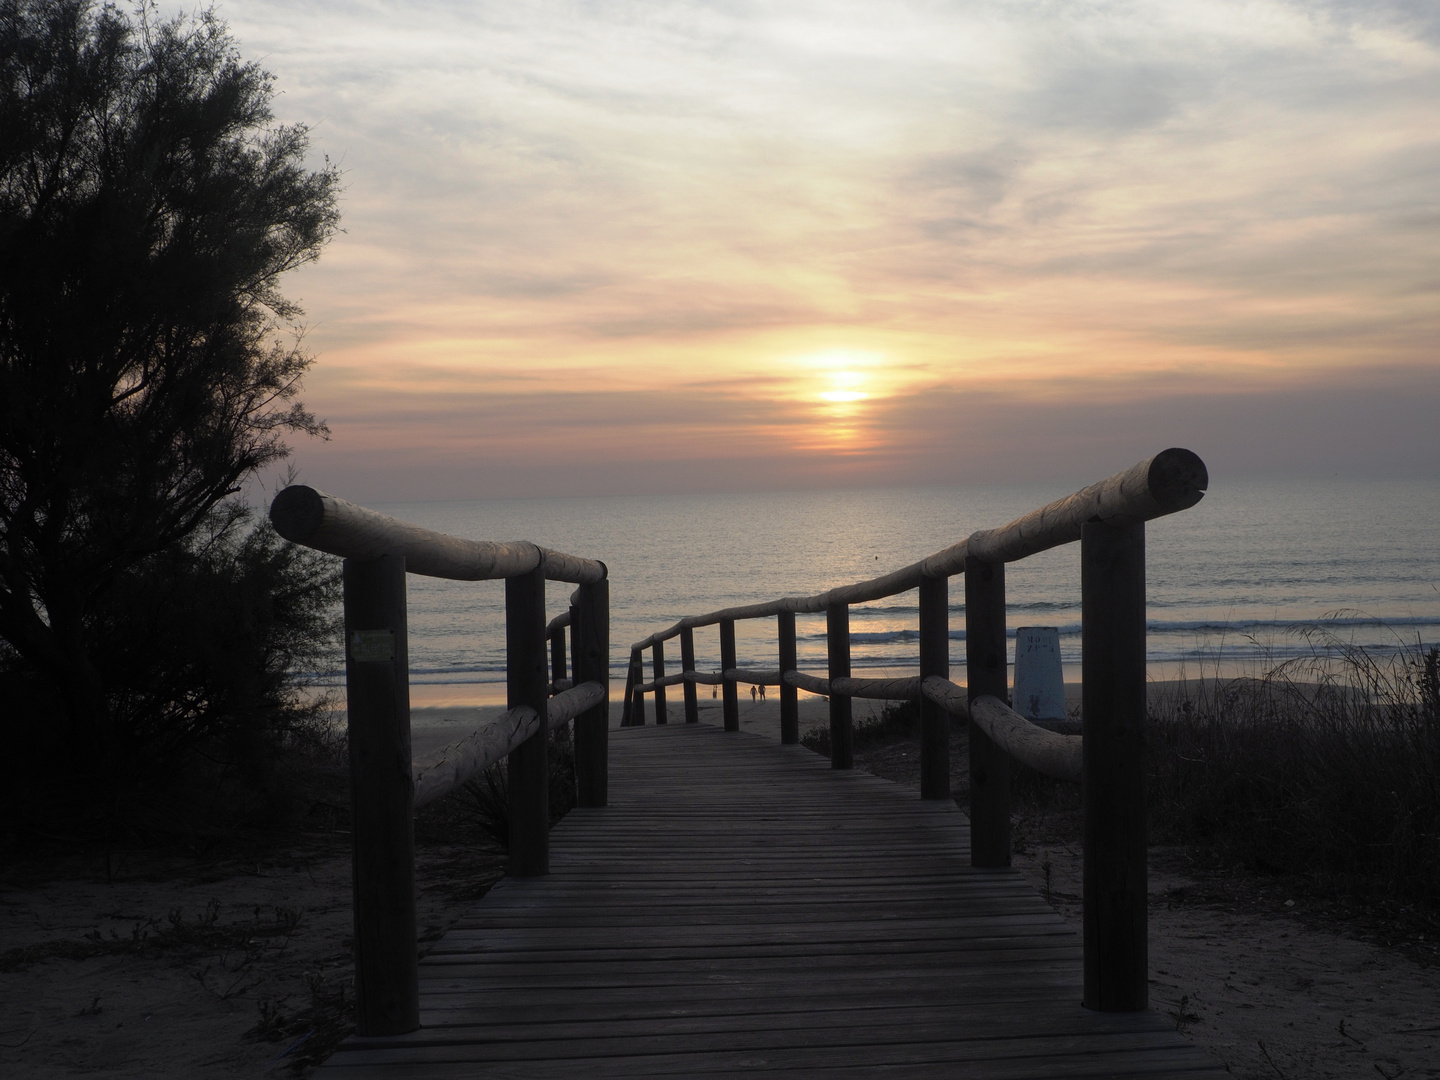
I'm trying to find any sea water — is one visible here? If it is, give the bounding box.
[320,475,1438,706]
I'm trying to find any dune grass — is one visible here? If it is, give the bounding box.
[1144,632,1439,910]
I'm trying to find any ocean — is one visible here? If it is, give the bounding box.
[320,474,1439,706]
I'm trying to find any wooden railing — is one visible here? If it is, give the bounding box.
[269,485,610,1036]
[626,447,1209,1012]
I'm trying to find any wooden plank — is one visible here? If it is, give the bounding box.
[318,724,1223,1078]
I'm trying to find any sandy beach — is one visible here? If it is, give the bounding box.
[3,695,1436,1078]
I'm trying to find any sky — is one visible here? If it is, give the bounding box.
[224,0,1440,502]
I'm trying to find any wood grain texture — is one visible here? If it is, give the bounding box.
[412,683,607,809]
[918,574,949,800]
[652,638,669,725]
[627,448,1206,649]
[342,555,420,1036]
[271,485,606,584]
[571,580,609,808]
[720,619,739,733]
[506,566,549,877]
[920,679,1083,784]
[778,611,799,745]
[965,556,1011,868]
[318,725,1225,1079]
[827,603,853,769]
[680,626,700,724]
[1082,520,1149,1011]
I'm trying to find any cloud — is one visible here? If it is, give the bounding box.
[219,0,1439,492]
[276,362,1440,502]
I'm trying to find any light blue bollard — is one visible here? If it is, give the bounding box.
[1013,626,1065,722]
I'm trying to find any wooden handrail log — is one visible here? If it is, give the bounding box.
[637,672,691,693]
[834,675,922,700]
[920,447,1207,576]
[727,667,782,686]
[548,680,607,726]
[629,448,1205,648]
[785,670,830,696]
[547,610,572,635]
[549,678,574,694]
[684,671,724,686]
[412,705,538,809]
[411,680,605,807]
[921,676,1083,783]
[270,485,607,584]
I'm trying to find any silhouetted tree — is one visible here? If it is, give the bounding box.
[0,0,340,820]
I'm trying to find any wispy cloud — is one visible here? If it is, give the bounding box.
[223,0,1440,495]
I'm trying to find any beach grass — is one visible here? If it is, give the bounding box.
[1143,633,1439,911]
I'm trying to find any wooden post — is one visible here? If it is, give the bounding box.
[619,647,636,726]
[506,564,548,877]
[629,648,646,726]
[720,619,739,732]
[342,555,419,1036]
[652,639,668,725]
[918,574,950,800]
[827,603,853,769]
[680,626,700,724]
[572,579,609,808]
[550,624,567,688]
[1082,520,1148,1012]
[778,611,799,745]
[965,556,1010,867]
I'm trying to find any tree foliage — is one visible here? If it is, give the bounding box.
[0,0,341,827]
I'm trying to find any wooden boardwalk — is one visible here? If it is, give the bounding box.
[320,724,1225,1079]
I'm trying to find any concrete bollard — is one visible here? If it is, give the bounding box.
[1013,626,1065,722]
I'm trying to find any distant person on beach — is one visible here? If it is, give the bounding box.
[750,685,757,702]
[712,684,717,698]
[759,685,766,700]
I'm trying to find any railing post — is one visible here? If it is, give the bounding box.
[572,579,609,807]
[628,647,646,726]
[550,623,567,688]
[918,574,949,799]
[1081,520,1148,1011]
[964,556,1010,866]
[652,639,668,724]
[619,647,635,726]
[778,611,798,745]
[680,626,699,724]
[720,619,739,732]
[827,602,853,768]
[506,563,548,877]
[342,554,419,1035]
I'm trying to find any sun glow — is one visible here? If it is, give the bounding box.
[815,366,871,403]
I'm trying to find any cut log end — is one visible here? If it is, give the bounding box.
[1147,448,1208,512]
[269,484,326,543]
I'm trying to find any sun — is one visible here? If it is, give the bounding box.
[817,368,870,403]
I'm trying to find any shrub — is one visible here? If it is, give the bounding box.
[1148,634,1440,909]
[1,505,342,838]
[801,699,920,756]
[448,725,579,852]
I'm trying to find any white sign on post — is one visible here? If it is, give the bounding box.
[1013,626,1064,722]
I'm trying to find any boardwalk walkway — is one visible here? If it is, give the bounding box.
[320,724,1225,1078]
